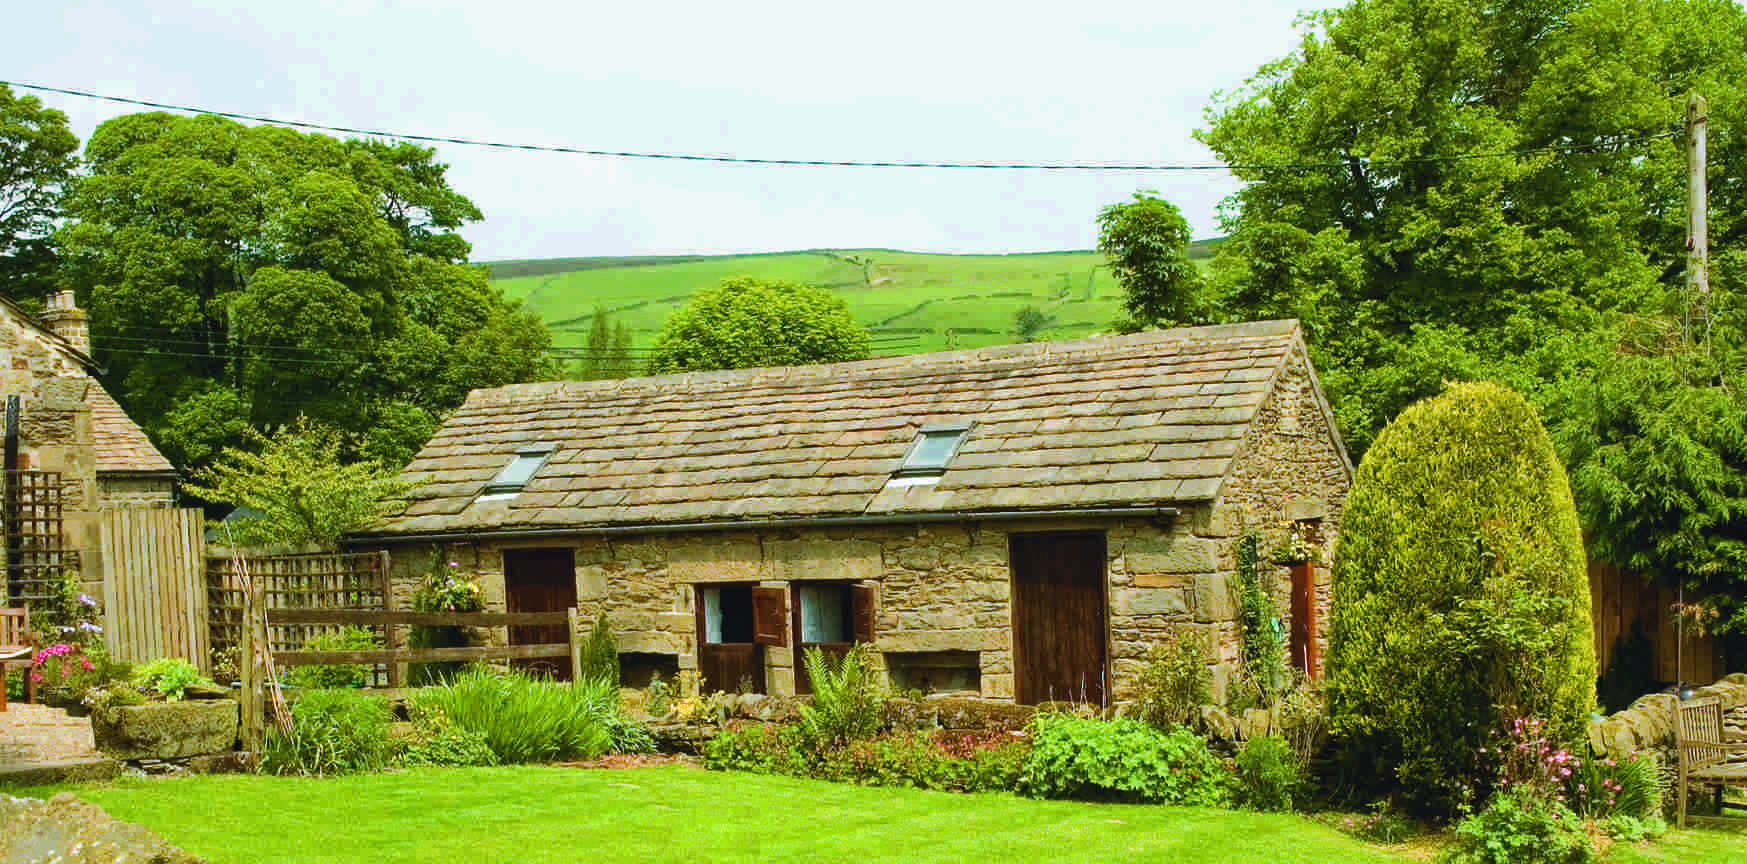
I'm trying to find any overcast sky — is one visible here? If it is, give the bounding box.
[13,0,1330,261]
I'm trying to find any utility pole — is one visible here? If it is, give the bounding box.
[1686,93,1710,339]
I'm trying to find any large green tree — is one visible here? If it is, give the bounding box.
[0,84,79,305]
[1200,0,1747,457]
[57,113,554,469]
[1095,191,1204,329]
[649,277,872,373]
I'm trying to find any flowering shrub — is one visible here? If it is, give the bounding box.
[416,557,482,613]
[30,642,98,695]
[1483,716,1577,806]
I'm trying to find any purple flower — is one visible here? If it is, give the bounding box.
[78,594,96,606]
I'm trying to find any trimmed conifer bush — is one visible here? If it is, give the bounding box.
[1326,382,1594,816]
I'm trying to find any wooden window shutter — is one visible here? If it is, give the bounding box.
[752,586,788,647]
[851,584,875,643]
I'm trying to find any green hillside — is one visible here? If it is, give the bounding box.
[487,241,1220,362]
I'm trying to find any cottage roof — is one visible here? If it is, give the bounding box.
[89,386,176,475]
[370,319,1321,538]
[0,295,176,477]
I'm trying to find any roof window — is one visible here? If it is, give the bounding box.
[895,424,972,480]
[477,446,555,501]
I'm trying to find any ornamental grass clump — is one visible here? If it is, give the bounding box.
[1326,382,1594,816]
[260,688,394,776]
[409,665,616,764]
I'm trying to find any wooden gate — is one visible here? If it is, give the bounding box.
[1011,531,1108,706]
[100,508,207,667]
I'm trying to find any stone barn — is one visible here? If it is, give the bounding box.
[355,320,1352,704]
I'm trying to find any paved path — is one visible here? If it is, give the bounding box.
[0,703,102,770]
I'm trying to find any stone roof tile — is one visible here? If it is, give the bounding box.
[369,320,1306,536]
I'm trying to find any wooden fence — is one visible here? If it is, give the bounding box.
[207,550,389,679]
[235,601,581,750]
[100,508,207,665]
[1590,560,1725,686]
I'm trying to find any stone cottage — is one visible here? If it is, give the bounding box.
[356,319,1352,704]
[0,291,178,600]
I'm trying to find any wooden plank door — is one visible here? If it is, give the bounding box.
[1289,561,1319,679]
[696,584,766,694]
[504,547,576,680]
[1010,532,1107,706]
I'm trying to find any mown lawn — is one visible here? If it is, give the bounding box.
[15,765,1747,864]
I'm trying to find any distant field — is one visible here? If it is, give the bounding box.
[487,241,1221,360]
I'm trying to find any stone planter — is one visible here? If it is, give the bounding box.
[92,700,240,760]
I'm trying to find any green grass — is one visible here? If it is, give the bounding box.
[14,766,1745,863]
[7,765,1387,863]
[487,246,1219,359]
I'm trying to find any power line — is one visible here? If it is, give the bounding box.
[3,79,1679,173]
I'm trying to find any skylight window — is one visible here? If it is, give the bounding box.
[478,446,555,501]
[895,424,972,479]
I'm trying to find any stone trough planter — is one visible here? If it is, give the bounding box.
[91,700,239,761]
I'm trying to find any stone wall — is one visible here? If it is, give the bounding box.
[0,302,101,579]
[1589,673,1747,762]
[374,348,1351,705]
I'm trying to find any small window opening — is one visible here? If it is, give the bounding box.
[895,424,972,478]
[478,446,555,501]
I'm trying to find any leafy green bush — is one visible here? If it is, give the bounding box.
[408,665,615,763]
[261,689,394,776]
[1021,714,1231,805]
[131,658,215,701]
[396,703,498,768]
[798,644,882,745]
[577,610,619,686]
[1326,382,1595,815]
[1127,627,1211,729]
[702,723,1030,793]
[1235,734,1299,811]
[286,626,378,689]
[1441,788,1595,864]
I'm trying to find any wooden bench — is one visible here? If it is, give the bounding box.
[1676,695,1747,826]
[0,607,33,712]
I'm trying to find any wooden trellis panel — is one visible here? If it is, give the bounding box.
[207,550,391,683]
[4,469,69,605]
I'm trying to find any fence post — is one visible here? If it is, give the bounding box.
[568,608,582,681]
[240,582,266,754]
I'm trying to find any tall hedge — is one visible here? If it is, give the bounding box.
[1326,382,1594,815]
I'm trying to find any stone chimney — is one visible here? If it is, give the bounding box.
[41,290,91,355]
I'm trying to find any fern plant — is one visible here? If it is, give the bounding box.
[798,643,882,745]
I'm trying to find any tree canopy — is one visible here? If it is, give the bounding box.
[1095,191,1204,329]
[0,84,79,306]
[57,113,554,470]
[186,420,423,549]
[649,276,872,373]
[1199,0,1747,457]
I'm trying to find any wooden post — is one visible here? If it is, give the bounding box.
[240,582,266,754]
[568,607,582,682]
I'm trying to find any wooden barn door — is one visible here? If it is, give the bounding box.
[504,547,576,679]
[1010,532,1107,706]
[695,584,773,694]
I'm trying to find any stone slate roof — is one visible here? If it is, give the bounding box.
[89,386,176,475]
[370,319,1311,538]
